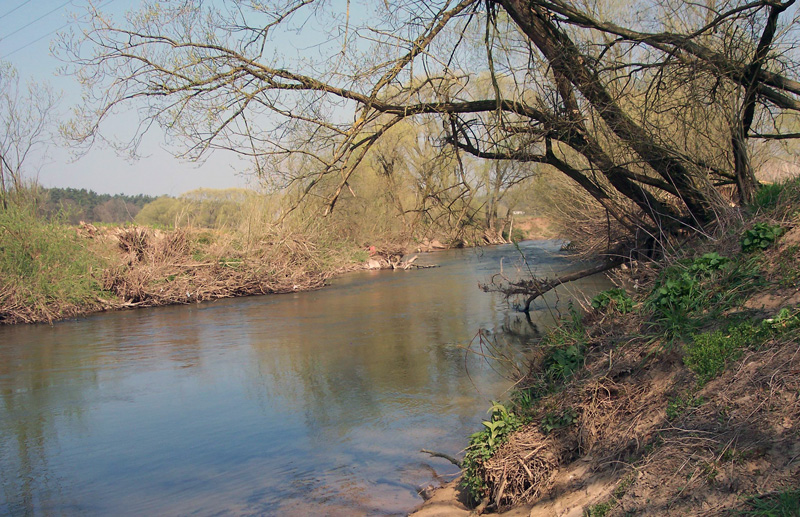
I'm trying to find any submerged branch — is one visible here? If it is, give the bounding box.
[481,257,625,313]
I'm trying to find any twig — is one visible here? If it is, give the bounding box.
[421,449,463,468]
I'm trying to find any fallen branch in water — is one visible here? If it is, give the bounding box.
[421,449,463,468]
[480,256,624,313]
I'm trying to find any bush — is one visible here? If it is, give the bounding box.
[753,182,785,212]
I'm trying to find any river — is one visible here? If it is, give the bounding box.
[0,241,611,516]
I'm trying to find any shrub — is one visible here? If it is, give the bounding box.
[646,252,731,317]
[543,344,585,383]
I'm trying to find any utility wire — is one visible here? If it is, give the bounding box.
[1,0,117,60]
[0,0,34,21]
[0,0,74,42]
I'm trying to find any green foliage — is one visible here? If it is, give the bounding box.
[511,387,537,412]
[544,344,585,383]
[774,245,800,288]
[591,288,634,314]
[684,310,800,385]
[508,228,525,243]
[646,252,737,339]
[136,189,261,229]
[648,253,731,311]
[685,324,757,385]
[741,223,786,253]
[740,489,800,516]
[648,271,699,313]
[688,252,731,275]
[351,249,369,263]
[666,394,705,420]
[584,501,615,517]
[43,187,156,224]
[753,183,786,212]
[0,203,107,318]
[461,402,524,503]
[540,407,578,435]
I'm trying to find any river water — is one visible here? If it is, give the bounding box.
[0,241,610,516]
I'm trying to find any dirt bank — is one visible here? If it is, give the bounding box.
[412,207,800,515]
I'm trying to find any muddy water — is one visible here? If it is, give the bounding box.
[0,241,611,516]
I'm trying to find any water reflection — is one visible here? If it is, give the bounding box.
[0,242,610,515]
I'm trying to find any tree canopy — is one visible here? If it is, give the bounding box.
[61,0,800,253]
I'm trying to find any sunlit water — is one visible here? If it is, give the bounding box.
[0,241,610,516]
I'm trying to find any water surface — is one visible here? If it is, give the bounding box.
[0,241,610,515]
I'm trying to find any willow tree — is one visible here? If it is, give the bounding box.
[62,0,800,254]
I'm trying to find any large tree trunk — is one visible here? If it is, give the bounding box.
[731,1,792,204]
[497,0,721,226]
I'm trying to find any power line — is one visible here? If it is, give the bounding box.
[0,0,74,42]
[0,0,34,21]
[1,0,117,60]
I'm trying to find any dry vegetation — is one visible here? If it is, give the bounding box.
[0,210,373,325]
[437,178,800,516]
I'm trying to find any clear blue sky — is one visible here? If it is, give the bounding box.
[1,0,253,196]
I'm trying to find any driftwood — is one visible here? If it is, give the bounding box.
[481,257,624,313]
[421,449,463,468]
[389,254,437,270]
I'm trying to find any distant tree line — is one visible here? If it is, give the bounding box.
[41,187,157,224]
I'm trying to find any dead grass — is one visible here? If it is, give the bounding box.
[99,226,339,308]
[1,221,374,324]
[463,193,800,515]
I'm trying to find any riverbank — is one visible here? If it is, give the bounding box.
[0,217,413,325]
[0,210,553,325]
[412,180,800,515]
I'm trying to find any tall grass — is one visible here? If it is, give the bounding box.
[0,203,107,323]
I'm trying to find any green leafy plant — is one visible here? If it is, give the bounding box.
[688,252,730,275]
[591,288,634,314]
[685,309,800,385]
[540,407,578,435]
[544,344,585,383]
[461,402,524,502]
[647,271,699,313]
[741,223,786,252]
[685,325,752,385]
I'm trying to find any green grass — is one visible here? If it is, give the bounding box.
[738,489,800,516]
[0,203,108,320]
